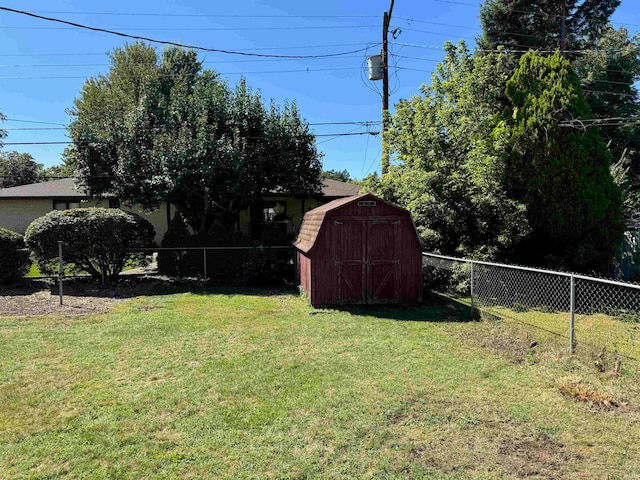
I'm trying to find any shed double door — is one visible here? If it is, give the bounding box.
[333,217,401,304]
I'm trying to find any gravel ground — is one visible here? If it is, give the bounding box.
[0,276,201,317]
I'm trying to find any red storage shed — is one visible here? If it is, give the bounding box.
[294,193,422,307]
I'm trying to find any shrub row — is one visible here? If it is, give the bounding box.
[1,208,294,286]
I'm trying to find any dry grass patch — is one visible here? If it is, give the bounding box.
[556,378,621,410]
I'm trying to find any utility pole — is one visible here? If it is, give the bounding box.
[381,0,395,176]
[559,0,567,56]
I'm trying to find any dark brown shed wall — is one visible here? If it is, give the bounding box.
[301,196,422,306]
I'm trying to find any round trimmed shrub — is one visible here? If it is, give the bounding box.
[25,208,155,283]
[0,227,30,283]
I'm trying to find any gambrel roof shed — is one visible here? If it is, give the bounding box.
[294,193,422,307]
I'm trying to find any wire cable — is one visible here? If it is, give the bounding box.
[0,7,377,59]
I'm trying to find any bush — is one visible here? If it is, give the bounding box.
[158,213,294,285]
[0,227,30,283]
[235,248,295,286]
[25,208,155,283]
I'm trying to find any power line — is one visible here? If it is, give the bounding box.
[0,43,380,56]
[26,11,380,19]
[396,16,481,31]
[2,127,67,131]
[2,24,379,32]
[2,132,380,145]
[0,67,367,80]
[1,118,378,127]
[5,117,66,126]
[394,41,637,55]
[0,56,364,67]
[0,7,376,59]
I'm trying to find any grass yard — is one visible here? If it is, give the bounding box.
[1,288,640,479]
[478,303,640,360]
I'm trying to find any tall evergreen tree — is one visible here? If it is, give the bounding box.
[496,51,623,271]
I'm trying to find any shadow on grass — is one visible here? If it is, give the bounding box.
[317,293,478,323]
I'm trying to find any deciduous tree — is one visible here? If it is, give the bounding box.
[0,151,44,188]
[68,42,322,238]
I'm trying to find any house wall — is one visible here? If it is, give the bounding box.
[0,199,53,234]
[120,203,171,245]
[0,198,172,245]
[237,196,321,239]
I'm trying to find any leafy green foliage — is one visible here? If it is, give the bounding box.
[479,1,640,219]
[25,208,155,283]
[0,111,6,148]
[44,152,78,179]
[0,227,30,283]
[370,44,622,272]
[498,51,623,271]
[68,42,323,238]
[321,169,351,182]
[157,214,293,285]
[479,0,620,54]
[0,151,44,188]
[364,42,530,260]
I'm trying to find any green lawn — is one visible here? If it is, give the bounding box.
[477,303,640,360]
[1,289,639,479]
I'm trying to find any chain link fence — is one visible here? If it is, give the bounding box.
[423,252,640,362]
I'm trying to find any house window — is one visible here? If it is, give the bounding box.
[250,200,289,241]
[54,200,81,210]
[262,201,287,223]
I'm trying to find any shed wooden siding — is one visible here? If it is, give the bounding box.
[295,194,422,307]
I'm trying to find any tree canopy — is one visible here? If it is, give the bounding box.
[321,169,352,182]
[0,151,44,188]
[68,42,323,237]
[365,43,529,260]
[498,51,623,270]
[479,0,640,220]
[479,0,620,54]
[366,43,623,273]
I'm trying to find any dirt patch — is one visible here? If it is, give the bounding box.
[498,432,575,479]
[0,276,202,317]
[0,289,123,317]
[462,321,538,364]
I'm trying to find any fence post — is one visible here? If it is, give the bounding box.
[470,261,475,313]
[57,241,64,305]
[203,248,207,280]
[569,274,575,354]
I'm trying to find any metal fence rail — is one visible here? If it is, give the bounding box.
[423,252,640,360]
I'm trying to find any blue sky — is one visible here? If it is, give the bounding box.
[0,0,639,179]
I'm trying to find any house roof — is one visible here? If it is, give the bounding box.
[0,177,361,200]
[0,178,86,199]
[294,194,365,253]
[321,179,361,197]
